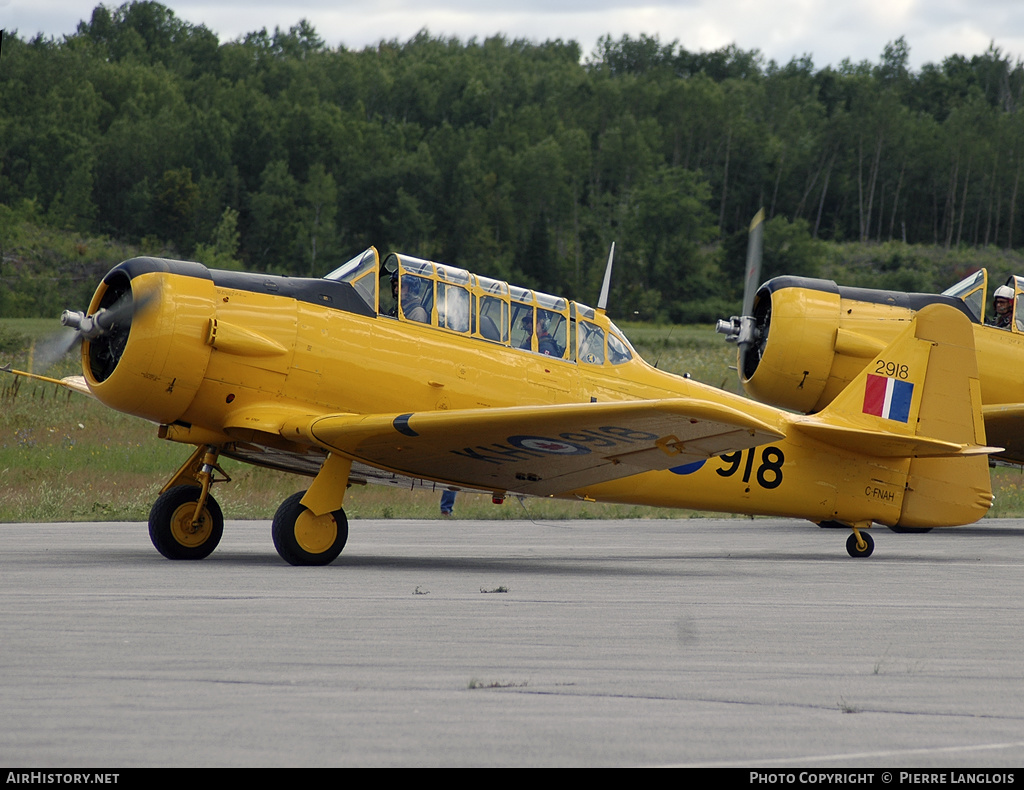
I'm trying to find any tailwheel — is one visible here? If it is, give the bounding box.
[149,485,224,560]
[272,491,348,566]
[845,530,874,558]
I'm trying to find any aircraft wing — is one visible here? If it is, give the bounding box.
[59,375,92,397]
[281,399,785,496]
[982,404,1024,464]
[0,366,94,398]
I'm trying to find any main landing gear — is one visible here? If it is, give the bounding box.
[148,446,353,566]
[272,491,348,566]
[270,453,353,566]
[148,446,228,560]
[149,484,224,560]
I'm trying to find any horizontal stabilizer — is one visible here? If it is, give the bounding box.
[793,420,999,458]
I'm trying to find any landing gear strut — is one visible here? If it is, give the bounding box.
[148,445,229,560]
[149,485,224,559]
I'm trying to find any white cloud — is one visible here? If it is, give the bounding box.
[5,0,1024,70]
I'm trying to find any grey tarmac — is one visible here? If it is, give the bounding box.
[1,517,1023,768]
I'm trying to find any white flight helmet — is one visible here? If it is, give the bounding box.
[995,285,1015,300]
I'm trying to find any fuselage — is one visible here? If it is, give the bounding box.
[78,251,990,529]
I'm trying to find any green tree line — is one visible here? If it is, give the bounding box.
[5,2,1024,320]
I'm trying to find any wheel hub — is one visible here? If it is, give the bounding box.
[170,503,213,547]
[294,509,338,554]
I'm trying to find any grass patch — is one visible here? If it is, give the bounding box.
[837,696,860,714]
[618,321,741,394]
[987,466,1024,517]
[468,679,528,689]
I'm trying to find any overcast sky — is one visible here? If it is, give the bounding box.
[6,0,1024,71]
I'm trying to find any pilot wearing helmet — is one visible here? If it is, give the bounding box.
[990,284,1015,329]
[387,270,429,323]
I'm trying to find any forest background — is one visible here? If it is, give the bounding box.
[6,1,1024,325]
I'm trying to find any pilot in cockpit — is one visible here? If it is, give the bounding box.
[520,312,561,356]
[387,270,429,323]
[989,284,1015,329]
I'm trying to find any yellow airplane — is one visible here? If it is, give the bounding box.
[4,247,999,564]
[716,214,1024,465]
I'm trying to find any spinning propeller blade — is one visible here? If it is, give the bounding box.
[16,282,160,375]
[715,209,765,349]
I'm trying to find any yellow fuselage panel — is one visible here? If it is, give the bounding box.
[188,277,698,420]
[580,432,909,525]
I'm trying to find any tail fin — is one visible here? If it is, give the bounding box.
[897,304,994,526]
[794,304,994,527]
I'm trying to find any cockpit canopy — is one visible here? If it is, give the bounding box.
[943,268,1024,330]
[324,248,635,367]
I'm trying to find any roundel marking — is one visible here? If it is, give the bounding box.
[669,459,707,475]
[508,435,591,455]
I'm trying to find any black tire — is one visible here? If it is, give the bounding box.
[846,531,874,558]
[149,485,224,560]
[272,491,348,566]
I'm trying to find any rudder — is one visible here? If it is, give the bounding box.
[898,305,993,527]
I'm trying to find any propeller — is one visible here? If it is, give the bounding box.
[31,281,156,378]
[597,242,615,313]
[60,287,137,340]
[715,208,765,350]
[27,327,81,374]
